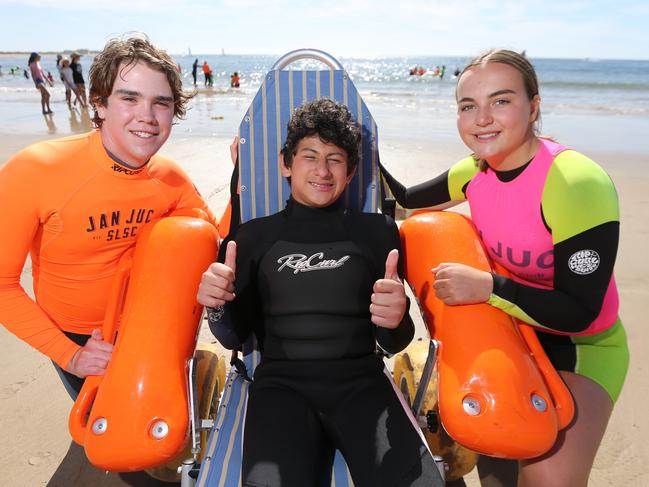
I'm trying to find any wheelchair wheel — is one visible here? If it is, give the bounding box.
[393,341,478,481]
[146,342,226,482]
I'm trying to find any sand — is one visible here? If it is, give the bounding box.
[1,107,648,486]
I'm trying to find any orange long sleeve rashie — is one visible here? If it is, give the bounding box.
[0,130,216,368]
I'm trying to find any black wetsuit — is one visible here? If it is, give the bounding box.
[70,60,84,85]
[209,197,443,487]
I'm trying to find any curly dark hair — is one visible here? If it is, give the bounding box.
[281,98,361,175]
[89,34,193,128]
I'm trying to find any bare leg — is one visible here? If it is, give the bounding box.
[77,83,87,106]
[476,455,518,487]
[517,371,613,487]
[72,87,84,107]
[38,84,52,113]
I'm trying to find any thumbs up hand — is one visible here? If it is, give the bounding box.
[197,240,237,308]
[370,249,407,329]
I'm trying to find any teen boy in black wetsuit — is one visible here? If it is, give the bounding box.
[198,98,443,487]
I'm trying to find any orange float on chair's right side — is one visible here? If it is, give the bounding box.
[400,210,573,459]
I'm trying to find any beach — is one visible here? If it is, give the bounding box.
[1,71,648,486]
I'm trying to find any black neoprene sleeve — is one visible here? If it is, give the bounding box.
[491,222,619,332]
[380,162,453,208]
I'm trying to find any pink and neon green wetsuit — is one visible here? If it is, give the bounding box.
[381,139,628,402]
[467,138,619,336]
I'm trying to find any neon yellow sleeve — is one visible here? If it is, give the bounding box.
[448,156,479,201]
[542,151,619,244]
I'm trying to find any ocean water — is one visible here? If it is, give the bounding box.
[1,53,648,153]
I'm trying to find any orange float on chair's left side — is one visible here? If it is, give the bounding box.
[69,209,218,471]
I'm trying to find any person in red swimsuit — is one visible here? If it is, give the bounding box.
[0,36,217,399]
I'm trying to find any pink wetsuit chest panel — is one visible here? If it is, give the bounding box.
[467,139,564,288]
[466,139,618,335]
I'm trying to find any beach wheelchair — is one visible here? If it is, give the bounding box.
[196,48,403,487]
[196,48,573,487]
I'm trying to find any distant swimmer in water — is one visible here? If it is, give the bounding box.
[409,65,427,76]
[230,71,240,88]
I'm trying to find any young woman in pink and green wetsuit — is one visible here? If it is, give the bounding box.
[382,49,628,487]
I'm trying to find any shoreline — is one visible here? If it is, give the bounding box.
[2,97,648,157]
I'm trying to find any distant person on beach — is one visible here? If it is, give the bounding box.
[56,54,65,81]
[70,52,88,106]
[0,35,216,401]
[60,57,85,109]
[57,54,72,108]
[380,48,628,487]
[192,58,199,86]
[230,71,240,88]
[27,52,53,114]
[202,60,213,87]
[197,98,444,487]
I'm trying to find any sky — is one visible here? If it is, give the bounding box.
[1,0,648,60]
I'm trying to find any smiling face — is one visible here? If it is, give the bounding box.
[96,61,174,167]
[280,135,356,208]
[456,62,540,171]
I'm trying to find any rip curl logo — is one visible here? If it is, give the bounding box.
[568,250,600,275]
[277,252,350,274]
[111,163,144,176]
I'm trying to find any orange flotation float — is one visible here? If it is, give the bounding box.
[69,209,218,471]
[400,210,573,459]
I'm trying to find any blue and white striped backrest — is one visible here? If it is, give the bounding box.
[237,53,381,223]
